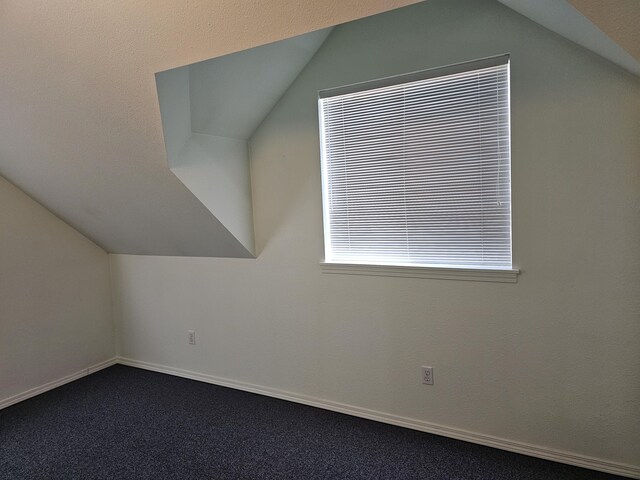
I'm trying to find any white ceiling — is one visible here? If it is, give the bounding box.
[0,0,637,256]
[0,0,418,256]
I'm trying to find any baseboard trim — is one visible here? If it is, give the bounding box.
[117,356,639,479]
[0,357,117,410]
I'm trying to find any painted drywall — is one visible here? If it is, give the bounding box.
[173,134,254,256]
[155,66,192,169]
[0,0,418,256]
[496,0,640,77]
[156,29,333,257]
[188,28,332,139]
[0,176,114,403]
[156,28,331,258]
[155,66,256,257]
[155,65,254,256]
[569,0,640,61]
[112,0,640,471]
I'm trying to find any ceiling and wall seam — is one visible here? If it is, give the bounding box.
[1,0,638,257]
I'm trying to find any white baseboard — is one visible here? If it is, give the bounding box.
[2,356,637,478]
[0,357,117,410]
[117,357,640,479]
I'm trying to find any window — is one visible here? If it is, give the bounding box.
[318,55,514,275]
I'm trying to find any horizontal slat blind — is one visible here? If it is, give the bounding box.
[319,59,512,269]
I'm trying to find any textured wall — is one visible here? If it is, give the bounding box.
[112,0,640,469]
[0,176,114,403]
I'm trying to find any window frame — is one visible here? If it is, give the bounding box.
[317,55,519,282]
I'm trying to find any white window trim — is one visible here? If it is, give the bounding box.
[320,262,520,283]
[318,54,515,278]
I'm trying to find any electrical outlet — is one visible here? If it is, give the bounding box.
[421,366,434,385]
[188,330,196,345]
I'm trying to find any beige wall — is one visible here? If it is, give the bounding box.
[112,0,640,470]
[0,176,114,404]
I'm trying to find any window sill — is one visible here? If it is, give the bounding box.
[320,262,520,283]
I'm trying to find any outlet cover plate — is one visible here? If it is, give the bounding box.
[421,366,434,385]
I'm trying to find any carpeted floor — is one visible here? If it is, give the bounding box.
[0,365,627,479]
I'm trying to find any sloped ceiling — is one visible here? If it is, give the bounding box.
[569,0,640,62]
[497,0,640,77]
[0,0,637,256]
[0,0,419,256]
[188,29,332,140]
[153,29,332,257]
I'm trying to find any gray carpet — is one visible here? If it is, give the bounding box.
[0,365,626,479]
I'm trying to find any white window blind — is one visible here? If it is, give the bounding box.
[318,56,512,269]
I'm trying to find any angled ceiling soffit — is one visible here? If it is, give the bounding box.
[155,28,332,257]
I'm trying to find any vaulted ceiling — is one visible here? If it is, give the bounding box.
[0,0,419,256]
[497,0,640,76]
[569,0,640,62]
[0,0,638,256]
